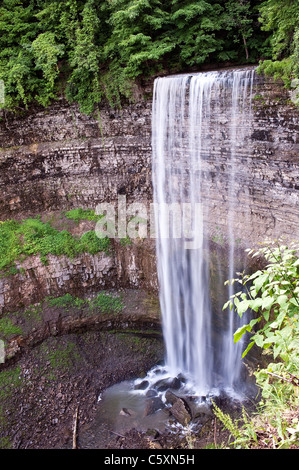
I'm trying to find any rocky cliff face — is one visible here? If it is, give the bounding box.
[0,97,153,217]
[204,74,299,250]
[0,72,298,313]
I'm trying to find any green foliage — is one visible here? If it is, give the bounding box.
[257,0,299,93]
[31,31,65,106]
[88,292,124,314]
[0,216,111,274]
[222,0,254,60]
[259,0,299,59]
[1,0,296,112]
[212,401,258,448]
[0,366,22,399]
[0,316,22,339]
[222,240,299,449]
[224,241,299,361]
[64,208,101,223]
[0,0,271,113]
[47,293,85,310]
[47,291,124,314]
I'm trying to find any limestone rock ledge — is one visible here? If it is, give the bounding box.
[1,288,162,363]
[0,238,158,315]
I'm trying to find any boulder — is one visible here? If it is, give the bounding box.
[165,391,192,426]
[143,397,164,417]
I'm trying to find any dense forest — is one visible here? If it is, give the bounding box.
[0,0,298,113]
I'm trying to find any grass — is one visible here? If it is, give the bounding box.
[0,366,22,399]
[64,208,102,224]
[47,293,85,310]
[47,342,80,371]
[0,317,22,339]
[88,292,124,313]
[0,215,111,274]
[47,291,124,314]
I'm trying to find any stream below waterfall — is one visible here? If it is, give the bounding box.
[78,362,258,449]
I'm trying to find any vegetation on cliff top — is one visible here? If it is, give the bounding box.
[0,0,298,113]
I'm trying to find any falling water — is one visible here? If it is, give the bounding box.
[151,68,255,396]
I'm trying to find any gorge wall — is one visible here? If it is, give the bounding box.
[0,70,298,314]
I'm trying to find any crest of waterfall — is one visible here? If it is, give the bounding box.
[151,68,255,395]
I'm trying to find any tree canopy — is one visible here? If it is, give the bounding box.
[0,0,298,113]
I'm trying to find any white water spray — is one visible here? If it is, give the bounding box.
[151,68,255,395]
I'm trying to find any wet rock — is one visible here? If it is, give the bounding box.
[143,397,164,417]
[134,380,149,390]
[119,408,134,417]
[145,389,157,398]
[145,429,160,440]
[165,391,192,426]
[155,376,182,392]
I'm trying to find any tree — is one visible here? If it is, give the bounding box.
[257,0,299,93]
[259,0,299,59]
[170,0,224,67]
[223,0,254,60]
[0,0,274,113]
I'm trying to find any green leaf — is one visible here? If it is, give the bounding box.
[249,317,261,329]
[290,297,299,307]
[223,300,232,310]
[249,297,263,311]
[254,273,269,294]
[248,270,263,281]
[241,341,255,358]
[236,299,250,316]
[253,333,264,348]
[261,296,274,310]
[234,324,249,343]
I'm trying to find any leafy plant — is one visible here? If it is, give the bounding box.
[212,401,258,448]
[47,291,124,314]
[222,240,299,449]
[0,0,272,114]
[257,0,299,97]
[224,240,299,360]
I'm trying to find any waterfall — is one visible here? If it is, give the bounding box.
[151,68,255,396]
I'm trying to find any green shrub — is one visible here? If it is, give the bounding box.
[222,240,299,449]
[224,241,299,361]
[47,293,85,309]
[64,208,101,223]
[0,217,111,274]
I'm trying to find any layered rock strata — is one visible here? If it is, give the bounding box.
[0,73,298,313]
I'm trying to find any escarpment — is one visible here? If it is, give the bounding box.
[0,72,298,315]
